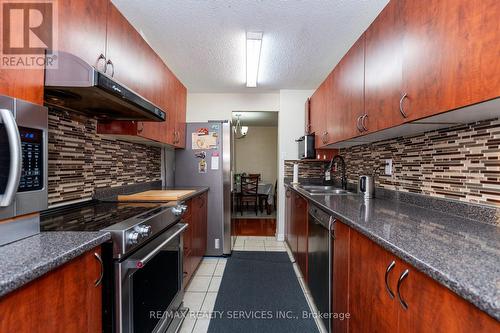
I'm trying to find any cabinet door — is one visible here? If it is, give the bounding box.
[309,79,328,148]
[57,0,108,71]
[332,221,350,333]
[0,248,102,333]
[163,66,177,145]
[332,34,365,141]
[294,193,308,279]
[397,262,500,332]
[175,79,187,148]
[0,69,44,105]
[349,229,399,333]
[365,0,404,132]
[401,0,500,121]
[106,3,161,104]
[285,188,294,246]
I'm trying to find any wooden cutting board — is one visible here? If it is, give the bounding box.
[117,190,196,202]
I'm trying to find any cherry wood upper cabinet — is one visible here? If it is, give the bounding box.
[332,34,365,141]
[309,78,328,148]
[56,0,109,72]
[0,68,44,105]
[364,0,404,132]
[174,79,187,148]
[401,0,500,121]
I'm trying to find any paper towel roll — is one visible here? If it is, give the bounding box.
[293,163,299,184]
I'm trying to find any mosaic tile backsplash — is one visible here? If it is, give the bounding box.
[48,109,161,206]
[285,118,500,208]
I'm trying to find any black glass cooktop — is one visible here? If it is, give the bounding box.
[40,200,165,231]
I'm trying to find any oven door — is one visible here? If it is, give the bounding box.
[116,223,188,333]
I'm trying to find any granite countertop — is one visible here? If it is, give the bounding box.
[0,231,111,297]
[285,182,500,321]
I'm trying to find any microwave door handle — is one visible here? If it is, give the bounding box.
[0,109,22,207]
[128,223,188,269]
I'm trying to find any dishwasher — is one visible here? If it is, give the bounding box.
[308,203,335,333]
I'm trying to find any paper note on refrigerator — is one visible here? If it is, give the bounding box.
[211,156,219,170]
[192,132,218,150]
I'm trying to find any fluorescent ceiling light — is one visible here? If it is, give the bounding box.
[246,32,263,88]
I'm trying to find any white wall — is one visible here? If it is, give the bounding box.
[187,93,280,122]
[235,126,278,184]
[277,90,313,240]
[186,90,311,241]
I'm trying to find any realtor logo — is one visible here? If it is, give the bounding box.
[1,0,58,68]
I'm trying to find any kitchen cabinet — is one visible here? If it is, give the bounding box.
[348,227,500,332]
[0,68,44,105]
[183,192,208,286]
[174,79,187,148]
[294,192,308,280]
[332,221,349,333]
[364,0,404,132]
[309,77,328,148]
[400,0,500,121]
[309,0,500,145]
[285,189,308,279]
[0,247,103,333]
[348,228,400,332]
[331,34,365,141]
[56,0,109,72]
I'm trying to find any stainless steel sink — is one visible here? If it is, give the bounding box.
[299,185,355,195]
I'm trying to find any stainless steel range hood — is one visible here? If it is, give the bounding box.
[44,52,166,121]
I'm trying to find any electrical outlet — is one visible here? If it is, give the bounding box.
[215,238,220,249]
[385,159,393,175]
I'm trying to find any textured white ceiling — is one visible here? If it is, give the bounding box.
[112,0,388,93]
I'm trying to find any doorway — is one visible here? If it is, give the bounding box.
[231,111,278,236]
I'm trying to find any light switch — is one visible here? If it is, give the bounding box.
[385,159,393,175]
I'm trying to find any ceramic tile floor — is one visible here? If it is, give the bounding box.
[179,236,324,333]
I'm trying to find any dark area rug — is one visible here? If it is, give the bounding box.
[207,251,319,333]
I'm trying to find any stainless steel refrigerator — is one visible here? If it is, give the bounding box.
[175,121,233,256]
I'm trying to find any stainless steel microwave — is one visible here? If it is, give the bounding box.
[296,134,316,159]
[0,95,48,244]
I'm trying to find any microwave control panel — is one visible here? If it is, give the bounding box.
[18,127,44,192]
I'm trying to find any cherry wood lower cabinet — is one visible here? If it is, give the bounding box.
[346,227,500,333]
[0,247,103,333]
[284,189,309,279]
[331,221,350,333]
[183,192,208,287]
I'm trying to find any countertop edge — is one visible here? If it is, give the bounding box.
[285,183,500,321]
[0,232,111,298]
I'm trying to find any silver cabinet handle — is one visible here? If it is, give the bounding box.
[356,115,363,132]
[361,114,368,132]
[137,121,144,134]
[397,269,409,310]
[0,109,22,207]
[384,260,396,299]
[96,53,106,72]
[106,59,115,77]
[94,252,104,287]
[322,131,328,144]
[399,93,408,118]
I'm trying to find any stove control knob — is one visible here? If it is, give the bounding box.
[136,224,152,237]
[172,205,187,216]
[128,231,141,245]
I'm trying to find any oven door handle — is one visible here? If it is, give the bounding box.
[0,109,22,207]
[128,223,188,269]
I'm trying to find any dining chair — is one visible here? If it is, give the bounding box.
[239,175,259,216]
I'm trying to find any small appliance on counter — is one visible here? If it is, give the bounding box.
[0,95,48,246]
[358,175,375,199]
[296,134,315,159]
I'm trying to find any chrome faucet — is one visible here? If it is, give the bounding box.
[324,155,347,190]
